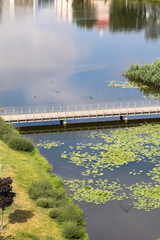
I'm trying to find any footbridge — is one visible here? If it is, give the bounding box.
[1,99,160,124]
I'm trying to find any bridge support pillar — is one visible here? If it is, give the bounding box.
[125,115,128,122]
[60,120,67,125]
[63,120,67,126]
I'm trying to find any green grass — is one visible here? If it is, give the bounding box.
[0,141,65,240]
[0,118,88,239]
[0,128,88,240]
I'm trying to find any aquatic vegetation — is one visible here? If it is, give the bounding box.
[126,183,160,211]
[143,93,160,99]
[61,124,160,177]
[123,58,160,85]
[37,141,64,149]
[64,179,126,204]
[105,80,160,99]
[129,170,143,175]
[147,165,160,184]
[37,124,160,210]
[60,124,160,209]
[106,80,141,89]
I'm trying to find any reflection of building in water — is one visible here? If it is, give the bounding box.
[1,0,38,22]
[54,0,111,35]
[0,1,2,21]
[93,0,110,36]
[54,0,73,23]
[109,0,160,39]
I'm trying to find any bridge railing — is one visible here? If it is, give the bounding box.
[0,99,160,116]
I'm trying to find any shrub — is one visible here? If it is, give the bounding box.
[0,119,18,142]
[52,188,66,200]
[51,174,64,188]
[33,150,51,173]
[57,203,84,225]
[48,208,59,219]
[8,135,34,152]
[0,117,34,152]
[36,198,58,208]
[28,180,54,200]
[62,221,84,239]
[2,132,15,143]
[56,197,69,207]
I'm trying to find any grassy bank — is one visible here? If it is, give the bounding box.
[0,118,88,240]
[123,58,160,86]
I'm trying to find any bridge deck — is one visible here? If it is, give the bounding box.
[1,100,160,123]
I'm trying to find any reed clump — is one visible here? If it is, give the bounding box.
[123,58,160,85]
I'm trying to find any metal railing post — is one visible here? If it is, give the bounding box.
[142,100,144,114]
[112,102,114,116]
[134,101,136,115]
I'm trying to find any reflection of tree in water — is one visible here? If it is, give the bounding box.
[72,0,96,30]
[109,0,147,32]
[14,0,33,6]
[38,0,54,6]
[128,78,160,97]
[145,5,160,39]
[109,0,160,39]
[0,1,2,23]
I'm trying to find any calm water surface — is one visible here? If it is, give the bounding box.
[1,0,160,239]
[1,0,160,107]
[26,124,160,240]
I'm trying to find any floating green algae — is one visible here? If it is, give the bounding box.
[64,179,126,204]
[61,124,160,177]
[37,140,64,149]
[105,80,160,99]
[129,170,143,175]
[61,124,160,210]
[106,80,141,89]
[37,124,160,210]
[126,183,160,211]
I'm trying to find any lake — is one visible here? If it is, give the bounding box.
[26,121,160,240]
[1,0,160,108]
[1,0,160,239]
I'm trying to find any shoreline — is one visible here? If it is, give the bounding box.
[0,118,88,240]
